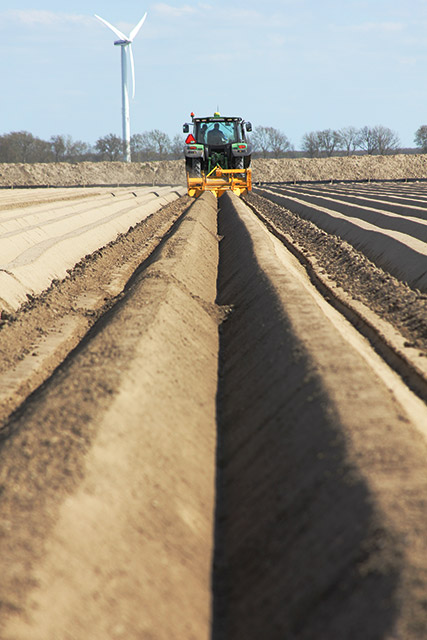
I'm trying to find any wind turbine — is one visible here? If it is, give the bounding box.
[95,13,147,163]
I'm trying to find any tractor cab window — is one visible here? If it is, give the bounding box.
[195,121,242,144]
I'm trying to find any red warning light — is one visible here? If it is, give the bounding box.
[185,134,196,144]
[190,112,195,117]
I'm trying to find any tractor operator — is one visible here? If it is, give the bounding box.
[207,123,227,145]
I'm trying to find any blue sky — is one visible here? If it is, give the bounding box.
[1,0,427,149]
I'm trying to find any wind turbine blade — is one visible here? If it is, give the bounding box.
[94,14,128,41]
[129,44,136,99]
[129,12,147,41]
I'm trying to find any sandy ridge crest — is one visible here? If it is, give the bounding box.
[2,154,427,188]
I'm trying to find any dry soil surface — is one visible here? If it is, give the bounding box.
[0,194,192,426]
[3,153,427,188]
[0,193,219,640]
[214,193,427,640]
[0,182,426,639]
[245,192,427,356]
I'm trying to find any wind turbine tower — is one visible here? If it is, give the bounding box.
[95,13,147,162]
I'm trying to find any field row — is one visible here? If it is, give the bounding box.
[0,185,186,310]
[255,181,427,291]
[0,188,426,638]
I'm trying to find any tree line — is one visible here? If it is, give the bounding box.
[300,125,402,157]
[1,125,427,163]
[253,124,405,158]
[0,130,184,164]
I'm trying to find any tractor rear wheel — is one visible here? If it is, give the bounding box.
[192,158,202,178]
[233,156,245,178]
[186,157,202,178]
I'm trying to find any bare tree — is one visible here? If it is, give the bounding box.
[0,131,53,163]
[150,129,171,158]
[95,133,123,161]
[9,132,38,162]
[50,135,91,162]
[31,138,53,162]
[66,139,91,162]
[252,126,291,158]
[50,135,67,161]
[357,126,378,155]
[373,125,400,155]
[301,129,341,157]
[130,133,146,161]
[301,131,321,157]
[317,129,341,157]
[337,126,361,155]
[268,128,292,158]
[414,125,427,152]
[130,132,156,161]
[170,134,183,160]
[131,130,172,161]
[358,125,400,155]
[252,126,270,158]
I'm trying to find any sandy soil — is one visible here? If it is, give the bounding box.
[0,183,426,638]
[0,161,185,187]
[245,192,427,355]
[253,153,427,182]
[0,195,192,428]
[0,193,219,640]
[215,193,427,640]
[3,153,427,188]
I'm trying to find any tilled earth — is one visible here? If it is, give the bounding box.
[245,192,427,353]
[0,193,217,640]
[4,153,427,188]
[0,195,192,426]
[0,187,426,639]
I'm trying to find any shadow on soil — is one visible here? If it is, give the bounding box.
[212,195,401,640]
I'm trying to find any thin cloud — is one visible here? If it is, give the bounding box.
[152,2,292,31]
[349,21,405,33]
[152,4,201,18]
[397,56,417,67]
[2,10,92,28]
[199,52,235,63]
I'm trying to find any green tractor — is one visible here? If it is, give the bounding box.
[183,112,253,197]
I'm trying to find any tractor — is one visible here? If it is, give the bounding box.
[183,112,253,198]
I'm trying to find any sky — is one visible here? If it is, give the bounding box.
[1,0,427,149]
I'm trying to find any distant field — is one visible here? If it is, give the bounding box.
[2,153,427,187]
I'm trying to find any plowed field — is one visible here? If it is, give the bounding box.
[0,184,426,640]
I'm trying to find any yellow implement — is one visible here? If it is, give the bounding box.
[187,165,252,198]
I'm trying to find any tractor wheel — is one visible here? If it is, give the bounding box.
[244,155,251,169]
[192,158,202,178]
[233,156,245,178]
[186,157,202,178]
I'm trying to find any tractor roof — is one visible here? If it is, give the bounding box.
[193,116,243,123]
